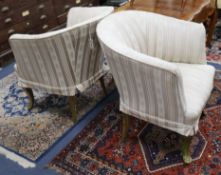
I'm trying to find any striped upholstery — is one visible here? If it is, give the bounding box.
[9,7,114,96]
[97,11,215,136]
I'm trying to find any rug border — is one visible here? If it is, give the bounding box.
[0,63,15,80]
[0,146,35,168]
[138,124,208,173]
[36,89,116,163]
[208,61,221,70]
[0,89,116,164]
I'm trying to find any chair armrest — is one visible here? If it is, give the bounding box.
[105,38,183,75]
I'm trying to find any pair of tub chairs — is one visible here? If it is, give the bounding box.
[9,7,215,164]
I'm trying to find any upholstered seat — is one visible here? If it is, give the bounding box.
[9,6,114,121]
[176,63,214,121]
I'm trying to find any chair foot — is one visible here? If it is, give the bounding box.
[69,96,77,123]
[99,76,107,96]
[122,113,129,141]
[181,136,193,164]
[24,88,34,110]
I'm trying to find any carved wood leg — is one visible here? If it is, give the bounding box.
[181,136,193,164]
[122,113,129,141]
[69,96,77,123]
[207,9,217,46]
[130,0,135,7]
[181,0,187,10]
[99,76,107,96]
[24,88,34,110]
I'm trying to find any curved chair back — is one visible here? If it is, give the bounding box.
[9,7,114,96]
[97,11,206,64]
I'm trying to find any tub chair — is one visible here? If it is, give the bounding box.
[9,6,114,122]
[97,11,215,163]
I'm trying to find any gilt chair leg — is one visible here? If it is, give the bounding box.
[206,9,217,46]
[99,76,107,96]
[24,88,34,110]
[122,113,129,141]
[69,96,77,123]
[181,136,193,164]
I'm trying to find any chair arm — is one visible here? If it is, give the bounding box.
[112,41,183,75]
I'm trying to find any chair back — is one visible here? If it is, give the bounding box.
[9,7,114,95]
[97,11,206,64]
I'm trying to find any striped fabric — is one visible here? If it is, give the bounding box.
[9,7,114,96]
[97,11,215,136]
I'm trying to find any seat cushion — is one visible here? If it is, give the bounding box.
[175,63,215,123]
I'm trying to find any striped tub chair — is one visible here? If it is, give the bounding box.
[97,11,215,163]
[9,6,114,122]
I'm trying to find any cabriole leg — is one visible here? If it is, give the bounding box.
[181,136,193,164]
[24,88,34,110]
[99,76,107,96]
[206,9,217,46]
[122,113,129,141]
[69,96,77,123]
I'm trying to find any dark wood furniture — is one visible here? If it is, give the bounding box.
[117,0,217,46]
[0,0,99,66]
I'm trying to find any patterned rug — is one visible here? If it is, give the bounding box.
[0,71,114,162]
[207,20,221,64]
[49,71,221,175]
[207,41,221,64]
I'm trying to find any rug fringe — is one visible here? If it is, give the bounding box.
[0,146,35,168]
